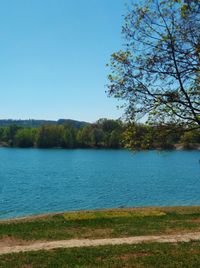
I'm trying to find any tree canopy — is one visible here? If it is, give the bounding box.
[107,0,200,129]
[0,120,199,150]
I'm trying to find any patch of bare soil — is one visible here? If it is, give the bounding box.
[0,236,34,248]
[189,218,200,223]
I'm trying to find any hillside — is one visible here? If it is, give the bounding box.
[0,119,90,129]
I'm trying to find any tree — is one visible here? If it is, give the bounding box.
[107,0,200,129]
[61,126,76,148]
[2,125,21,146]
[96,118,122,132]
[91,128,104,147]
[180,129,200,148]
[109,130,121,148]
[123,123,151,149]
[152,124,180,149]
[36,125,62,148]
[76,126,93,147]
[14,128,36,148]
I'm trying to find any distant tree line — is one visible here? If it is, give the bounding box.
[0,119,199,150]
[0,119,89,128]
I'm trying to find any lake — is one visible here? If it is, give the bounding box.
[0,148,199,219]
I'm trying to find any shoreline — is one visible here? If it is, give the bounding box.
[0,144,200,150]
[2,205,200,223]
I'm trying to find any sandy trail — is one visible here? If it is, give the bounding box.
[1,232,200,255]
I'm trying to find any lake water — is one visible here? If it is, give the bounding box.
[0,148,199,219]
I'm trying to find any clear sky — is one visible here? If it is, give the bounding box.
[0,0,129,122]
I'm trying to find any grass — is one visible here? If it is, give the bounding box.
[1,241,200,267]
[0,206,200,241]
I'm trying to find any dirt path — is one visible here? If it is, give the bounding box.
[1,232,200,255]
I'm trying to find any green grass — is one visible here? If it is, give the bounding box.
[1,241,200,267]
[1,206,200,241]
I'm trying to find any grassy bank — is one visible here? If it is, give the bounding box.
[1,206,200,241]
[1,207,200,267]
[1,241,200,267]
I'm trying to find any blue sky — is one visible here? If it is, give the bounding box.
[0,0,129,122]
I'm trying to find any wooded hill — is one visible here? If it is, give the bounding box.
[0,119,89,128]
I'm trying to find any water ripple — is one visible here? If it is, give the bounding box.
[0,148,199,219]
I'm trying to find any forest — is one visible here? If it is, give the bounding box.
[0,118,199,150]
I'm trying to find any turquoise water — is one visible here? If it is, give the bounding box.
[0,148,199,219]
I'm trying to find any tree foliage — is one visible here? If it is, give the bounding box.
[107,0,200,128]
[0,119,199,150]
[14,128,36,148]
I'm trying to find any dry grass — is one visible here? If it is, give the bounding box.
[63,209,166,221]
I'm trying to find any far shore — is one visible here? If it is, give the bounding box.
[0,143,199,150]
